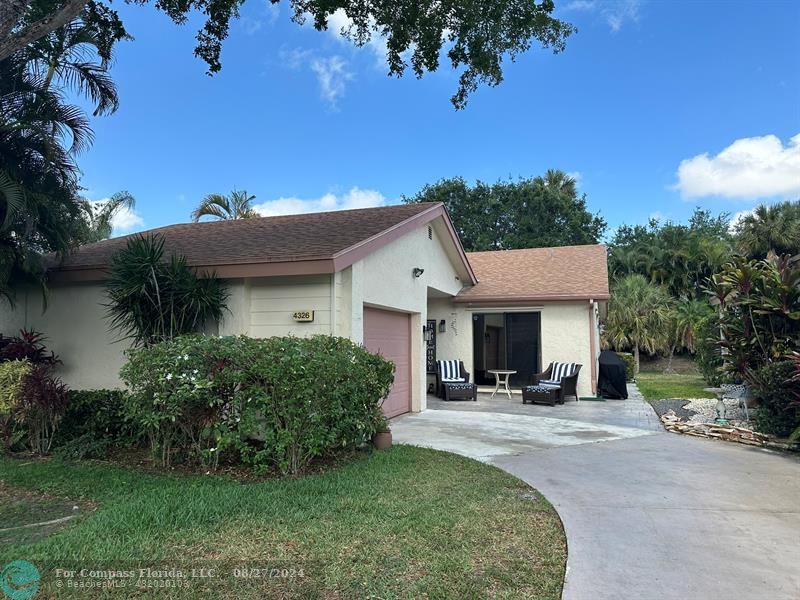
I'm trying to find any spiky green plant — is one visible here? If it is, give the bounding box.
[105,234,229,346]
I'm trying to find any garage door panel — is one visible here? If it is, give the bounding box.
[363,308,411,418]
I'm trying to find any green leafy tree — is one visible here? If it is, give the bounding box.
[608,209,732,300]
[733,201,800,259]
[192,189,258,222]
[603,274,672,375]
[404,171,607,251]
[1,0,574,109]
[105,234,229,346]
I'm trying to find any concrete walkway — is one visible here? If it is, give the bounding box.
[392,388,800,600]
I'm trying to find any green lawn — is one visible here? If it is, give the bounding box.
[0,446,566,599]
[636,371,716,401]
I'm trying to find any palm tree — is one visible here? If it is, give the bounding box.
[735,201,800,258]
[0,53,93,303]
[191,190,259,222]
[26,20,120,116]
[603,274,672,375]
[664,299,714,372]
[79,191,136,242]
[536,169,578,197]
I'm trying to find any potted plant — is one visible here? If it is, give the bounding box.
[372,414,392,450]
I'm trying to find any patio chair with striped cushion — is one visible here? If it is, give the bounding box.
[530,362,582,403]
[435,359,470,398]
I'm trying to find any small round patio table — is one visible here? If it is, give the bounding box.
[488,369,517,400]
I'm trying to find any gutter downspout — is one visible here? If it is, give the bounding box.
[588,299,598,396]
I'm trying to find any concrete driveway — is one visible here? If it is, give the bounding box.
[392,390,800,600]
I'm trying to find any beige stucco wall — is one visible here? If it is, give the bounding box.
[1,284,130,390]
[539,302,596,398]
[425,300,598,398]
[354,221,466,412]
[426,297,474,389]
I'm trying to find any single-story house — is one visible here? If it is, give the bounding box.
[0,202,609,417]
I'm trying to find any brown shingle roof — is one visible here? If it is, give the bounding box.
[53,203,444,272]
[456,245,609,303]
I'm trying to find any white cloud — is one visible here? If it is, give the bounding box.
[240,16,263,35]
[675,133,800,200]
[310,56,353,106]
[565,0,596,10]
[280,47,353,107]
[265,3,280,25]
[253,187,387,217]
[564,0,642,32]
[239,3,279,35]
[325,9,389,68]
[89,198,145,237]
[728,208,755,233]
[280,47,313,69]
[566,171,583,186]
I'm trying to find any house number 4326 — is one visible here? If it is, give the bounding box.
[292,311,314,322]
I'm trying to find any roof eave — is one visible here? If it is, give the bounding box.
[48,258,339,284]
[453,293,610,305]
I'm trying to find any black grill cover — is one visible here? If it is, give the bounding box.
[598,350,628,399]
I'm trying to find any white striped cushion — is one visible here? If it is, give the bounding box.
[549,362,576,383]
[438,360,461,381]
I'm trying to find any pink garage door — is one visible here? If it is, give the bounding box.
[363,307,411,418]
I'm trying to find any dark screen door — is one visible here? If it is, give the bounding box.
[505,312,541,386]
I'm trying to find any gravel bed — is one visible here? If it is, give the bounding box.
[684,398,753,428]
[648,399,697,421]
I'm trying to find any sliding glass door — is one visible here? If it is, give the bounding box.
[472,312,541,386]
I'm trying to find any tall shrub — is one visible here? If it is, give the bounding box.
[120,335,394,474]
[748,361,798,437]
[105,234,229,346]
[120,335,246,467]
[706,255,800,380]
[238,335,394,475]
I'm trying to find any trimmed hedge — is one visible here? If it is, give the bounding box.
[121,335,394,474]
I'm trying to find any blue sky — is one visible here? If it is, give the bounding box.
[77,0,800,239]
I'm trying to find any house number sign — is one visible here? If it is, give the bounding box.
[292,311,314,322]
